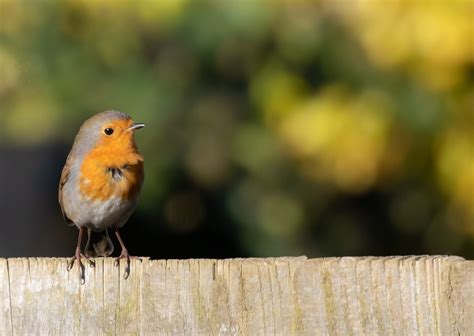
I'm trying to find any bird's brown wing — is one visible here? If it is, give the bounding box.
[58,155,75,226]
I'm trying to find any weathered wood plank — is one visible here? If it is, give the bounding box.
[0,256,471,335]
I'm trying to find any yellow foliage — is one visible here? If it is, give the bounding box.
[251,65,309,124]
[331,0,473,91]
[0,48,21,95]
[5,89,61,143]
[437,129,474,232]
[279,87,394,193]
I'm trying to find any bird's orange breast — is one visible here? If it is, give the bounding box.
[79,135,144,202]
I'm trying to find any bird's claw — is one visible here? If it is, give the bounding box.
[67,252,95,284]
[114,250,140,279]
[66,257,75,272]
[86,256,96,268]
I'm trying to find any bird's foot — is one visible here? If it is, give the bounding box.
[67,249,95,284]
[114,249,141,279]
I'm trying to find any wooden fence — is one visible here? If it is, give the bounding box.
[0,256,472,335]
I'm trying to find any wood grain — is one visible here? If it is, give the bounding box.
[0,256,472,335]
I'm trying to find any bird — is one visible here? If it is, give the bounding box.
[58,110,145,283]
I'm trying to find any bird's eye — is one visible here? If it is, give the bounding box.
[104,128,114,136]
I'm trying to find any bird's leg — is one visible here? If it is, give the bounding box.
[67,227,95,284]
[84,228,93,257]
[114,227,135,279]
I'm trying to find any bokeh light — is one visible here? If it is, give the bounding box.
[0,0,472,258]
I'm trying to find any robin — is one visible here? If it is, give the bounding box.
[58,110,145,283]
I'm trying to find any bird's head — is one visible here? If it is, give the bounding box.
[73,110,145,164]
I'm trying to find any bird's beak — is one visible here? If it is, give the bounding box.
[127,123,145,131]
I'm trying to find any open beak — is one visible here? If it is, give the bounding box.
[127,123,145,131]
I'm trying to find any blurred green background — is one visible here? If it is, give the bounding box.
[0,0,473,258]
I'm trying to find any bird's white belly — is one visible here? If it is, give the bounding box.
[68,194,134,230]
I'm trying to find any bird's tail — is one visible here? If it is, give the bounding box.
[85,228,114,257]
